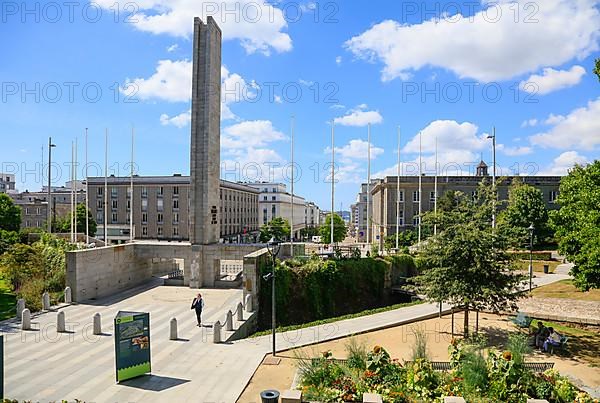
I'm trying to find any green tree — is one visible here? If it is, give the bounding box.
[319,213,347,244]
[550,161,600,290]
[437,190,461,212]
[54,204,97,237]
[0,229,19,255]
[498,179,550,247]
[594,58,600,83]
[300,225,320,240]
[259,217,291,242]
[384,229,417,251]
[416,183,525,337]
[0,243,44,290]
[0,193,21,232]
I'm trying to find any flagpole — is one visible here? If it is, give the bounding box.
[330,121,335,246]
[85,128,89,242]
[74,136,78,243]
[367,123,371,246]
[130,126,135,243]
[418,131,422,247]
[71,141,74,243]
[396,126,400,250]
[290,115,295,256]
[104,129,108,245]
[434,135,438,236]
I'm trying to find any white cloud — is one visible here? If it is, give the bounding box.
[530,97,600,150]
[334,106,383,127]
[539,151,590,175]
[403,120,488,154]
[166,44,178,52]
[521,119,538,128]
[274,95,283,104]
[520,65,586,95]
[123,59,192,103]
[299,79,314,86]
[95,0,292,55]
[160,110,191,128]
[345,0,600,82]
[325,139,384,163]
[330,104,346,110]
[335,56,342,66]
[222,120,286,149]
[544,114,566,126]
[497,145,533,156]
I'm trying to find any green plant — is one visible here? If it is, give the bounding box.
[345,338,368,370]
[460,348,488,395]
[507,333,532,366]
[410,327,429,361]
[405,359,441,401]
[17,278,45,312]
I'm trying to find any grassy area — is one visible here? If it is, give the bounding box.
[0,278,16,321]
[251,300,424,337]
[515,259,560,273]
[532,279,600,302]
[528,320,600,367]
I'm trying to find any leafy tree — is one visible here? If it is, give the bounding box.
[437,190,461,212]
[498,179,550,247]
[0,243,44,290]
[0,229,19,255]
[259,217,291,242]
[415,183,525,337]
[594,58,600,83]
[319,213,347,244]
[300,225,320,240]
[54,204,97,237]
[550,161,600,290]
[384,229,417,251]
[0,193,21,232]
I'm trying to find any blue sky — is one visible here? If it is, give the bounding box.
[1,0,599,210]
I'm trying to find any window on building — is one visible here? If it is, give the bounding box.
[173,186,179,195]
[272,187,277,192]
[157,226,163,237]
[25,207,30,215]
[173,227,179,237]
[112,200,118,209]
[111,187,118,198]
[173,199,179,210]
[127,200,131,210]
[173,212,179,224]
[158,186,164,196]
[271,204,276,218]
[398,191,404,202]
[157,213,164,224]
[142,212,148,223]
[430,191,436,202]
[141,187,148,198]
[25,220,30,227]
[112,212,118,223]
[142,226,148,236]
[36,207,41,215]
[157,199,164,211]
[96,212,103,223]
[127,187,132,198]
[97,187,103,196]
[413,191,420,202]
[141,199,148,211]
[413,216,420,226]
[549,190,558,203]
[263,196,267,201]
[272,196,276,201]
[263,208,268,224]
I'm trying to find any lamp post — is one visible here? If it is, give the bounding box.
[528,223,535,292]
[265,236,281,357]
[487,129,497,229]
[47,138,56,234]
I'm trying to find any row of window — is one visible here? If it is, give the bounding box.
[393,190,559,203]
[97,186,180,197]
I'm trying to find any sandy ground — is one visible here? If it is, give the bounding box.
[238,312,600,403]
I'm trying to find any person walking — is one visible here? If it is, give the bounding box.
[191,293,204,327]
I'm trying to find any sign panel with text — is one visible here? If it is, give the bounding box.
[114,311,151,382]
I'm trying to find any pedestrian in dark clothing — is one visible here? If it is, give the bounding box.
[191,293,204,326]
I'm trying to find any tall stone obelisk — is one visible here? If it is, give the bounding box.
[190,16,221,246]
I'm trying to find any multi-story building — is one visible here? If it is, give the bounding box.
[0,174,16,194]
[87,175,260,244]
[352,179,381,243]
[244,182,320,241]
[370,161,561,247]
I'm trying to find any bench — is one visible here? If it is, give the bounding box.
[512,312,533,328]
[548,336,569,354]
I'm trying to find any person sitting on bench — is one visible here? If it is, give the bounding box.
[533,321,550,349]
[543,327,562,352]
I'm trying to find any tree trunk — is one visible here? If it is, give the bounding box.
[463,306,469,338]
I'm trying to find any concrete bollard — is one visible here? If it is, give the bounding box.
[443,398,467,403]
[42,291,51,311]
[213,320,222,343]
[93,313,102,335]
[225,310,233,331]
[16,298,25,321]
[169,318,178,340]
[245,294,253,313]
[237,302,244,321]
[363,393,383,403]
[526,400,550,403]
[21,309,31,330]
[281,390,302,403]
[57,311,66,332]
[64,287,72,304]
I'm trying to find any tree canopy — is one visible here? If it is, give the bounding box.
[319,213,347,244]
[415,181,525,336]
[259,217,291,242]
[0,193,21,232]
[54,204,97,237]
[594,58,600,83]
[498,179,550,247]
[550,161,600,290]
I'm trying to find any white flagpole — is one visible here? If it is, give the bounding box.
[396,126,400,250]
[74,137,78,243]
[330,121,335,246]
[104,129,108,245]
[367,123,371,246]
[290,115,295,256]
[130,126,134,243]
[434,135,438,236]
[85,128,89,242]
[418,131,422,247]
[70,141,74,243]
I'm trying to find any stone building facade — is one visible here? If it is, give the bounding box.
[0,173,16,194]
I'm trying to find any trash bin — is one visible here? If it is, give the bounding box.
[543,264,549,274]
[260,390,280,403]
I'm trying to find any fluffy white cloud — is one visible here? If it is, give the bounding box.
[530,97,600,150]
[539,151,590,175]
[521,119,538,128]
[96,0,292,55]
[345,0,600,82]
[520,65,586,95]
[334,106,383,127]
[160,110,191,128]
[222,120,286,149]
[167,44,178,52]
[335,56,342,66]
[403,120,488,154]
[326,139,384,163]
[497,145,533,156]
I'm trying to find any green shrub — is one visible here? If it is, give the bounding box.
[17,278,44,312]
[410,327,429,361]
[386,254,417,285]
[345,338,368,370]
[509,251,553,261]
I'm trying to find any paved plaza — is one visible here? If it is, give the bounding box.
[0,270,570,402]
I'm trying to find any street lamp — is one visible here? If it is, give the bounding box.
[264,236,281,357]
[528,223,535,291]
[47,138,57,234]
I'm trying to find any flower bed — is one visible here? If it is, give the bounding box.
[297,338,598,402]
